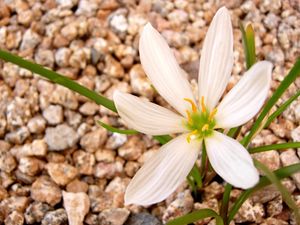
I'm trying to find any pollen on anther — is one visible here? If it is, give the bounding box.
[200,96,206,113]
[209,108,218,121]
[183,98,197,113]
[185,110,192,123]
[202,124,209,132]
[186,130,197,143]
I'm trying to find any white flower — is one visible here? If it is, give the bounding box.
[114,7,273,206]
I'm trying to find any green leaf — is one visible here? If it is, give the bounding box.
[166,209,224,225]
[0,50,117,112]
[228,163,300,222]
[153,135,172,144]
[264,90,300,128]
[219,184,232,224]
[254,160,300,224]
[249,142,300,154]
[97,120,138,135]
[240,23,256,69]
[188,165,202,189]
[243,58,300,146]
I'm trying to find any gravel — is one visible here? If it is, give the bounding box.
[0,0,299,224]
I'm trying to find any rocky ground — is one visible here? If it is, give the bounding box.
[0,0,299,224]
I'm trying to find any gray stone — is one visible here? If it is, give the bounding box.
[41,209,68,225]
[99,208,130,225]
[125,213,162,225]
[45,124,79,151]
[43,105,64,125]
[25,202,52,224]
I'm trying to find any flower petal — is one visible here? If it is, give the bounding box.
[215,61,273,129]
[198,7,233,111]
[205,131,259,189]
[139,23,195,116]
[113,91,187,135]
[125,134,201,205]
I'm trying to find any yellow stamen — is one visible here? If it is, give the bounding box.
[200,96,206,113]
[186,130,198,143]
[186,110,192,124]
[183,98,197,113]
[202,124,209,132]
[209,108,218,121]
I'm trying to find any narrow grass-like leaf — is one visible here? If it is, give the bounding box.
[228,163,300,222]
[264,90,300,128]
[243,58,300,146]
[249,142,300,154]
[153,135,172,144]
[188,165,202,189]
[240,23,256,69]
[220,184,232,225]
[166,209,224,225]
[97,120,138,135]
[254,160,300,224]
[0,50,117,112]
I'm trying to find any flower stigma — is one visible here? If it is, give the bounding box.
[184,98,217,143]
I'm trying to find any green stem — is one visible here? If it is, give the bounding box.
[243,58,300,146]
[0,49,117,112]
[264,90,300,128]
[249,142,300,154]
[166,209,224,225]
[220,184,232,225]
[97,120,138,134]
[254,160,300,224]
[240,23,256,69]
[228,163,300,222]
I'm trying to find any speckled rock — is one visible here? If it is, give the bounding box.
[66,179,89,193]
[49,86,78,110]
[18,156,44,176]
[234,199,265,223]
[104,55,125,78]
[194,198,219,225]
[251,179,296,203]
[267,195,283,216]
[27,115,47,134]
[63,191,90,225]
[99,208,130,225]
[0,149,16,173]
[20,29,41,51]
[105,133,127,150]
[6,97,31,127]
[46,162,78,186]
[25,202,53,224]
[41,209,68,225]
[31,176,62,206]
[129,64,154,100]
[94,161,123,179]
[280,149,300,189]
[162,190,194,223]
[11,139,47,158]
[253,150,281,172]
[0,196,29,218]
[79,102,99,116]
[42,104,64,125]
[5,211,24,225]
[95,149,116,163]
[80,128,107,152]
[73,150,95,175]
[45,124,79,151]
[118,136,145,161]
[5,126,30,144]
[125,212,162,225]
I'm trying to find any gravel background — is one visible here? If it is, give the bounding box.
[0,0,299,225]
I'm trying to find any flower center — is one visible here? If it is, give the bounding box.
[183,97,217,143]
